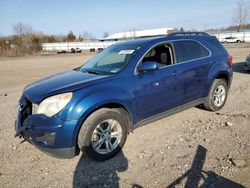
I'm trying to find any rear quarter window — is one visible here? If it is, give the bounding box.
[204,38,227,53]
[174,40,210,63]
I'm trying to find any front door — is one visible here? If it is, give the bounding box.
[135,43,184,121]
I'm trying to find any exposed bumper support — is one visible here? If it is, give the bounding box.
[36,145,77,159]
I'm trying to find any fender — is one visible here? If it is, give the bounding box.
[77,87,136,145]
[56,74,137,121]
[205,58,231,96]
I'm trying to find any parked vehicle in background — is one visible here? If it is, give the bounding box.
[56,50,67,54]
[245,54,250,72]
[56,48,82,54]
[223,36,243,43]
[15,32,233,161]
[75,48,82,53]
[70,48,76,53]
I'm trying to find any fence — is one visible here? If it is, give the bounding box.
[42,31,250,51]
[42,41,118,51]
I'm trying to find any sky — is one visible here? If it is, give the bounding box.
[0,0,240,38]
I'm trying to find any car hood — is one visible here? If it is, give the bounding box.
[24,70,108,103]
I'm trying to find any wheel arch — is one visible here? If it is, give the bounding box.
[206,58,232,93]
[214,73,230,86]
[90,102,133,132]
[74,101,133,151]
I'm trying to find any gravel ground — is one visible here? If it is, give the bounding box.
[0,46,249,188]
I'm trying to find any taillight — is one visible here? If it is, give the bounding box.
[228,55,233,66]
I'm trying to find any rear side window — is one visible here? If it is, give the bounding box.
[204,38,226,52]
[174,40,210,63]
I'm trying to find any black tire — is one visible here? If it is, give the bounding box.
[77,108,128,161]
[203,79,228,111]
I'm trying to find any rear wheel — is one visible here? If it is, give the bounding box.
[203,79,228,111]
[77,108,128,161]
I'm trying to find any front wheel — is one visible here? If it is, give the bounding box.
[77,108,128,161]
[203,79,228,111]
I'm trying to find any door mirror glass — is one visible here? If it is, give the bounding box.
[138,61,159,73]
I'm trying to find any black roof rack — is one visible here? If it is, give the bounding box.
[168,32,210,37]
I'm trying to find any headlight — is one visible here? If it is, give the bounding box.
[34,92,72,117]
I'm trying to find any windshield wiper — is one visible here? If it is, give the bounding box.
[73,67,80,71]
[85,70,100,75]
[80,68,109,75]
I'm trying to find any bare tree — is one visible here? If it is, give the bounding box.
[82,31,95,41]
[103,32,109,38]
[65,31,76,42]
[180,27,185,32]
[129,28,136,38]
[78,34,83,42]
[12,22,33,35]
[233,0,249,32]
[10,22,43,55]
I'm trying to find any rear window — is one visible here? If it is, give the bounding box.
[174,40,210,63]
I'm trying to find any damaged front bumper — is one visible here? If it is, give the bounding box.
[15,97,79,159]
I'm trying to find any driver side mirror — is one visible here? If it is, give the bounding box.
[138,61,159,73]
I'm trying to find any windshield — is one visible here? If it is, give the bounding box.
[80,43,141,75]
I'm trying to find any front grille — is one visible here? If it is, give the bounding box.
[20,97,32,126]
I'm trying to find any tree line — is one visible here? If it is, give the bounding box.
[0,23,108,56]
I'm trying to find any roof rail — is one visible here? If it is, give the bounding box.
[168,32,210,37]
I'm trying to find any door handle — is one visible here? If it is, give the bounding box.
[172,70,181,77]
[171,70,177,76]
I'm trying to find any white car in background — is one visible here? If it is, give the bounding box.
[223,36,243,43]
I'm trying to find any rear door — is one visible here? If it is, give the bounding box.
[173,40,210,104]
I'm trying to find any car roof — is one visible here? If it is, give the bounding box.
[115,36,165,46]
[115,33,216,47]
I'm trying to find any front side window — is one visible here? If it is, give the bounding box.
[174,40,210,63]
[141,43,173,67]
[80,43,141,75]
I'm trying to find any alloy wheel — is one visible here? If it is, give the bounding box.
[213,85,226,107]
[91,119,122,154]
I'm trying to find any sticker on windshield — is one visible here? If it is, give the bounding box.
[118,50,135,55]
[110,68,120,73]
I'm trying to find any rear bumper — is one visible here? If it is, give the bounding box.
[245,62,250,71]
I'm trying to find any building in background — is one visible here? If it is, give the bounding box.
[100,27,176,41]
[42,27,176,51]
[42,28,250,52]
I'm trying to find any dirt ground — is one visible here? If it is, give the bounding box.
[0,46,249,188]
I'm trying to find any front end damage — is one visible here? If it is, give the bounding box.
[15,96,79,159]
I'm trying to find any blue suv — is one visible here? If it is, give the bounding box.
[15,32,233,161]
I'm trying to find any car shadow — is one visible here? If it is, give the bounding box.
[232,62,248,74]
[73,151,128,188]
[166,145,245,188]
[73,145,245,188]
